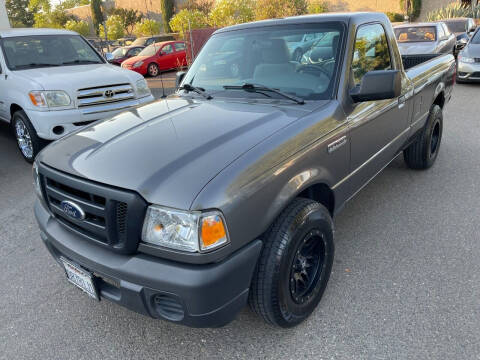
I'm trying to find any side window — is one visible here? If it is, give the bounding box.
[351,23,392,85]
[174,42,185,52]
[145,38,154,46]
[162,44,173,54]
[437,25,445,39]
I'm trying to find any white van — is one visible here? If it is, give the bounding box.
[0,28,154,162]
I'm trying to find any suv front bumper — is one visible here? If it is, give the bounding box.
[35,200,262,327]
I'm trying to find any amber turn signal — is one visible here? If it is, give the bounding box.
[200,214,228,251]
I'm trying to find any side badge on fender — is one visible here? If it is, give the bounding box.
[327,136,347,154]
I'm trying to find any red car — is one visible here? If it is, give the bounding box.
[122,41,187,76]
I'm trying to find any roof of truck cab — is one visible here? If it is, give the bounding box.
[0,28,78,38]
[215,12,389,34]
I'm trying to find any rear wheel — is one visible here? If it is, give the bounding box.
[12,110,45,163]
[147,63,159,77]
[249,198,334,327]
[404,104,443,169]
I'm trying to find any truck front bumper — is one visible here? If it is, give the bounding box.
[26,95,155,140]
[457,61,480,81]
[35,200,262,327]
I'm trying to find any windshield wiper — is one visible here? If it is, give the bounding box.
[178,83,213,100]
[223,83,305,105]
[16,63,61,69]
[62,60,102,65]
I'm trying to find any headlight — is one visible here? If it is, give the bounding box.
[133,61,144,68]
[29,91,71,108]
[136,79,151,97]
[141,205,229,252]
[460,56,475,63]
[32,160,43,201]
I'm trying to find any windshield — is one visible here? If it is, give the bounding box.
[395,26,437,42]
[471,29,480,44]
[138,44,160,57]
[444,20,467,33]
[1,35,103,70]
[131,37,147,47]
[112,47,128,58]
[182,23,344,101]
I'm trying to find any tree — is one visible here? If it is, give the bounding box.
[254,0,308,20]
[90,0,104,34]
[209,0,255,27]
[65,19,90,36]
[179,0,214,14]
[161,0,175,33]
[99,15,125,40]
[133,19,162,37]
[110,8,142,35]
[6,0,34,27]
[169,9,208,36]
[307,0,328,14]
[29,0,51,13]
[33,9,77,28]
[400,0,422,20]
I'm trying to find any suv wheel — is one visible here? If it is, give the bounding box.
[12,110,44,163]
[404,104,443,169]
[249,198,334,327]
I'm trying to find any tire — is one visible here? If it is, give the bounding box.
[12,110,45,163]
[249,198,334,327]
[403,104,443,170]
[147,63,159,77]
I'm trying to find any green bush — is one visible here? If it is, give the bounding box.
[99,15,125,40]
[209,0,255,27]
[386,12,404,22]
[255,0,308,20]
[133,19,162,37]
[65,19,90,36]
[426,2,474,21]
[169,9,208,36]
[308,0,328,14]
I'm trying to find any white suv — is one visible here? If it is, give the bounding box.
[0,28,154,162]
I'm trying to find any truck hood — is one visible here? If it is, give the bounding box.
[16,64,140,92]
[38,96,316,209]
[397,42,437,55]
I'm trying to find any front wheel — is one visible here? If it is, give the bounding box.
[12,110,45,163]
[249,198,334,327]
[403,104,443,169]
[147,63,159,77]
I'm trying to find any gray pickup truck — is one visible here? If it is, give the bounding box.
[34,13,455,328]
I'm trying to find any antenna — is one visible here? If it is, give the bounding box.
[159,70,167,98]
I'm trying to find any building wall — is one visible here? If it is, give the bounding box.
[322,0,402,13]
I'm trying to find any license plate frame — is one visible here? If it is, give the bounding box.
[60,257,99,300]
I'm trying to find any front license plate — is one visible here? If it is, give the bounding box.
[61,258,99,300]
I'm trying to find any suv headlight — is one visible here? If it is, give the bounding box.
[136,79,151,97]
[460,56,475,63]
[141,205,229,252]
[29,91,71,108]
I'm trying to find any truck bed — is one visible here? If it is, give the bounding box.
[401,54,442,70]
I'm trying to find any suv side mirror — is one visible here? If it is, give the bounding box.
[350,70,401,103]
[176,71,186,88]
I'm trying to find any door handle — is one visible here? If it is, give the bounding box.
[398,95,406,109]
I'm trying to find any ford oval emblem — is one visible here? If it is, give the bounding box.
[60,200,86,221]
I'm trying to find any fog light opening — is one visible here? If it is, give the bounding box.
[52,126,65,135]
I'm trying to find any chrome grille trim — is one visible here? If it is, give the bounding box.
[77,83,135,108]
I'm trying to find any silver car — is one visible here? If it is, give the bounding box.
[394,22,456,55]
[457,28,480,82]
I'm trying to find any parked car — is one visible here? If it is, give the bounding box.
[0,28,154,162]
[285,32,325,61]
[394,22,456,55]
[121,41,187,76]
[457,27,480,82]
[442,17,476,53]
[34,13,455,328]
[130,35,175,48]
[107,46,144,66]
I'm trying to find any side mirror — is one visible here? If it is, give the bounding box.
[456,38,468,49]
[350,70,401,103]
[105,53,114,61]
[176,71,186,88]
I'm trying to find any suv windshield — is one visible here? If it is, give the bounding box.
[1,35,104,70]
[181,23,344,101]
[444,20,467,33]
[395,26,437,42]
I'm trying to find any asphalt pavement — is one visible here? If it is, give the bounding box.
[1,82,480,359]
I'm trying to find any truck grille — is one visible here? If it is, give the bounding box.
[77,83,135,108]
[39,164,147,254]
